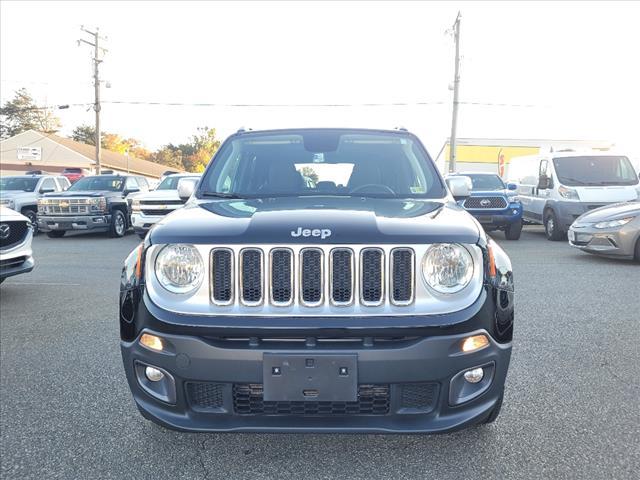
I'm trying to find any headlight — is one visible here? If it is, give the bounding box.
[1,199,15,209]
[155,244,204,294]
[131,199,141,212]
[594,217,634,229]
[558,185,579,200]
[422,244,474,294]
[89,197,107,212]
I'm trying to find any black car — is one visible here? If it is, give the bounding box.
[38,174,149,238]
[119,128,514,433]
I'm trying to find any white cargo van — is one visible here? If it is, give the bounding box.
[506,151,640,240]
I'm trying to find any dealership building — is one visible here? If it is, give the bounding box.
[0,130,168,180]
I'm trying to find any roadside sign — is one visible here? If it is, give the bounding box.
[17,146,42,161]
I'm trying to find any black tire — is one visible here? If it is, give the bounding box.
[544,209,565,241]
[137,232,147,240]
[504,219,522,240]
[22,209,38,235]
[483,391,504,424]
[110,210,127,238]
[46,230,66,238]
[634,238,640,263]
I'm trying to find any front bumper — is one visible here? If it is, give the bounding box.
[569,220,639,259]
[0,230,34,280]
[38,214,112,232]
[131,212,166,234]
[120,291,512,433]
[467,205,522,230]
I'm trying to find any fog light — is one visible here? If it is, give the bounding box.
[463,368,484,384]
[145,366,165,382]
[140,333,163,352]
[461,334,489,353]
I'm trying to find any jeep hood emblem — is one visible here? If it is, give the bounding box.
[291,227,332,239]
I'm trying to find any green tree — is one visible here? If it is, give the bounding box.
[0,88,61,139]
[70,124,97,145]
[70,124,154,161]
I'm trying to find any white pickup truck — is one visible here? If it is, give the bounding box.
[0,174,71,234]
[130,172,201,238]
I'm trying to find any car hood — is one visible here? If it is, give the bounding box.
[43,190,120,198]
[576,201,640,224]
[136,190,181,201]
[0,206,29,221]
[150,196,481,245]
[0,191,34,200]
[468,190,508,196]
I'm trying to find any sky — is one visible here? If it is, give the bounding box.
[2,1,640,158]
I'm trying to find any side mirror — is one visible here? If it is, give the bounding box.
[40,188,55,194]
[178,177,198,202]
[125,187,140,195]
[537,175,551,190]
[445,176,471,200]
[507,183,517,191]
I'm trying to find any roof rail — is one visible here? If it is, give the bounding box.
[236,127,252,133]
[394,126,408,132]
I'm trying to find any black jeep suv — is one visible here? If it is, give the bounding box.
[120,128,514,433]
[38,174,148,238]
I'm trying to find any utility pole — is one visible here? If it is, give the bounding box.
[448,12,461,173]
[78,26,107,174]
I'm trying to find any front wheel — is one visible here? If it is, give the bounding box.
[544,210,565,241]
[634,238,640,263]
[504,219,522,240]
[23,209,38,235]
[46,230,66,238]
[109,210,127,238]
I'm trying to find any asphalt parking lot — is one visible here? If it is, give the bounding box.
[1,227,639,480]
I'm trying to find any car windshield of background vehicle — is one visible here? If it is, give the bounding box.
[466,174,505,191]
[0,177,39,192]
[199,131,445,199]
[553,156,639,186]
[63,168,83,173]
[67,176,124,191]
[156,175,199,190]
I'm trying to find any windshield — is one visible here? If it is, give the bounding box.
[67,176,124,192]
[0,177,39,192]
[198,131,445,199]
[157,175,199,190]
[464,174,505,191]
[553,156,638,186]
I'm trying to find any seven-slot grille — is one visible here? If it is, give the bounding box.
[40,198,91,215]
[210,247,415,307]
[463,196,507,209]
[140,199,184,216]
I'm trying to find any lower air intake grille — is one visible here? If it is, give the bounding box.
[211,249,233,304]
[233,384,390,415]
[270,249,293,305]
[240,249,262,304]
[186,382,224,410]
[400,383,439,412]
[391,248,414,304]
[464,196,507,209]
[331,249,353,304]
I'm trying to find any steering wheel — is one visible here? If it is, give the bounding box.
[349,184,396,195]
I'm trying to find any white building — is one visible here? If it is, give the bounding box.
[0,130,169,180]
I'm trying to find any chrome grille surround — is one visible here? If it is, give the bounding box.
[239,248,264,306]
[269,248,294,307]
[390,248,415,306]
[210,248,234,306]
[329,248,355,306]
[359,248,384,307]
[146,244,484,317]
[40,197,92,215]
[299,248,324,307]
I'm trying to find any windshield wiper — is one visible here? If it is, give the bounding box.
[559,177,587,185]
[199,191,244,199]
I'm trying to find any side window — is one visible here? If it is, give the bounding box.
[40,178,56,193]
[136,177,149,191]
[125,177,138,191]
[55,177,70,191]
[539,159,548,177]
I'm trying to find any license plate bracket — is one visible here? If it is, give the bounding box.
[262,353,357,402]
